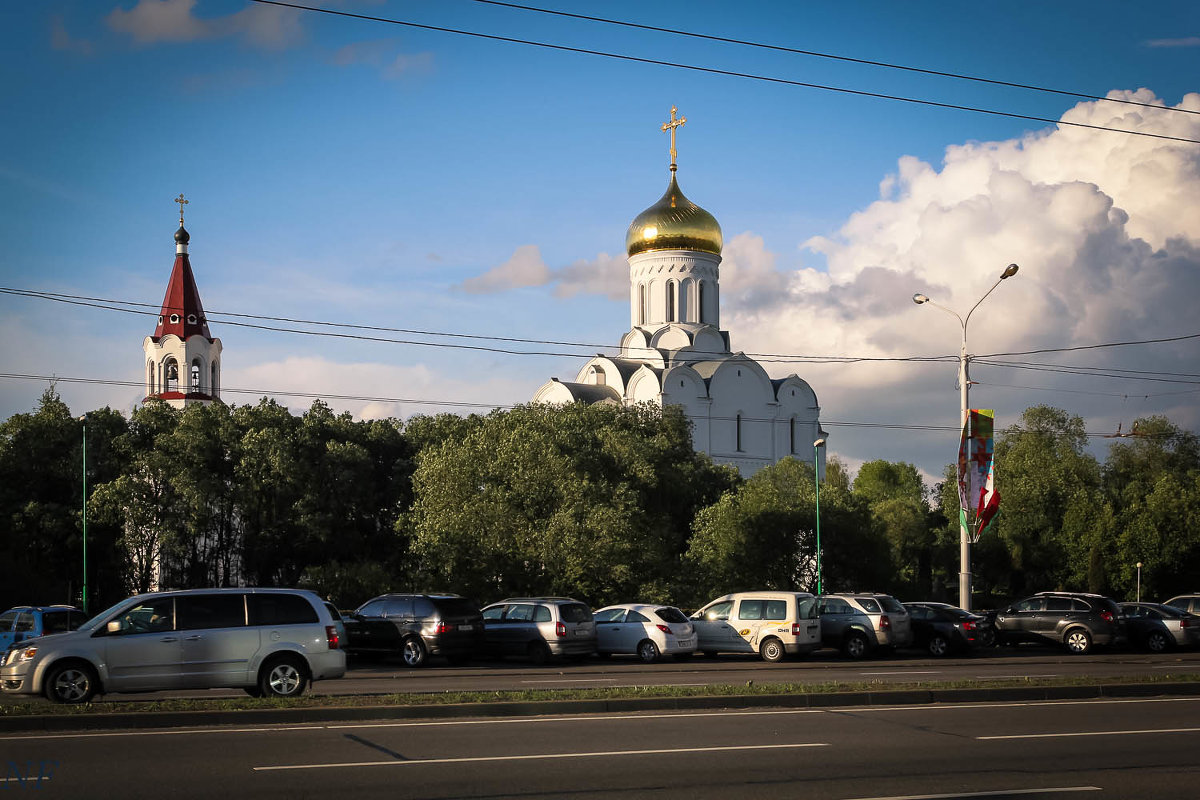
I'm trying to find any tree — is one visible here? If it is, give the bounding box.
[852,460,934,597]
[408,403,734,607]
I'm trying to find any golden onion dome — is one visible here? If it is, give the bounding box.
[625,173,722,257]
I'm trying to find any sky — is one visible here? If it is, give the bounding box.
[2,0,1199,484]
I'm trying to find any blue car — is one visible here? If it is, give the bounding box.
[0,606,88,652]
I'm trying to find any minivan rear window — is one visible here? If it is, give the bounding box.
[857,598,882,614]
[559,603,591,623]
[248,593,318,626]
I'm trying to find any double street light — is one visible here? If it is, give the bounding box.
[913,263,1019,611]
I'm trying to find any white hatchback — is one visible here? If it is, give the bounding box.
[593,604,697,662]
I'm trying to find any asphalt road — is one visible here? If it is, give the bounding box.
[4,695,1199,798]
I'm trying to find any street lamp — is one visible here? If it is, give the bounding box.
[79,414,89,614]
[1136,562,1143,603]
[913,263,1019,611]
[813,438,827,596]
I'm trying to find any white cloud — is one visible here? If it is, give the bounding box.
[331,38,433,79]
[457,246,627,300]
[107,0,304,49]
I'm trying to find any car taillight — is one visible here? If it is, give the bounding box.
[1181,618,1191,629]
[791,622,802,635]
[437,621,449,634]
[325,625,340,650]
[962,620,977,631]
[656,624,672,634]
[555,621,567,637]
[1100,610,1114,623]
[879,615,891,630]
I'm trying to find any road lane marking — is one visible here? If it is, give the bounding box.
[0,726,326,741]
[519,678,617,683]
[859,671,941,675]
[980,726,1200,740]
[840,788,1100,799]
[979,674,1060,679]
[253,742,828,771]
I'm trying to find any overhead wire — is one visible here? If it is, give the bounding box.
[466,0,1200,118]
[248,0,1200,146]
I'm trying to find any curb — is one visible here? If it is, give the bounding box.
[3,682,1199,733]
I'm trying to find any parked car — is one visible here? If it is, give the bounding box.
[0,606,87,652]
[817,593,913,659]
[343,593,483,667]
[903,602,993,656]
[1163,595,1200,615]
[480,597,596,664]
[690,591,821,662]
[322,602,347,651]
[991,591,1123,654]
[593,604,696,662]
[1120,602,1200,652]
[0,588,345,704]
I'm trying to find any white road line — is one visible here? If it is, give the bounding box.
[0,725,325,741]
[519,678,617,683]
[979,674,1060,679]
[840,788,1100,800]
[980,726,1200,740]
[253,742,828,772]
[859,671,941,675]
[327,708,825,729]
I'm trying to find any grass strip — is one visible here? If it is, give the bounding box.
[2,672,1198,717]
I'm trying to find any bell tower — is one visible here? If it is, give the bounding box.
[142,194,223,409]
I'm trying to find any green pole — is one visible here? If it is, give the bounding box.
[81,417,88,614]
[814,438,826,595]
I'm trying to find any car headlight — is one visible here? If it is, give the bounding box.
[16,646,37,662]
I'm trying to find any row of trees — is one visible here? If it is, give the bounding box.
[1,389,1197,612]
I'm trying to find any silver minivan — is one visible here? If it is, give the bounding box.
[0,588,346,703]
[691,591,821,661]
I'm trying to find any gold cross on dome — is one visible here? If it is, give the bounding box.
[661,105,686,170]
[175,193,188,224]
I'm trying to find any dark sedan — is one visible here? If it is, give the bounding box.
[1120,602,1200,652]
[904,602,994,656]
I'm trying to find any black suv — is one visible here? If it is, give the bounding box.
[344,593,484,667]
[991,591,1123,654]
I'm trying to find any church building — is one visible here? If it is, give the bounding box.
[533,108,825,476]
[143,195,222,409]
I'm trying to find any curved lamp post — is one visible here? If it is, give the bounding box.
[813,438,827,595]
[913,263,1018,611]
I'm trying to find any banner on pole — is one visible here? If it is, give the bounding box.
[957,409,999,543]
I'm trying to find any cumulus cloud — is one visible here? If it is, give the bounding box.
[51,14,95,55]
[332,39,433,79]
[107,0,304,49]
[1144,37,1200,48]
[458,246,627,300]
[225,356,532,421]
[714,90,1200,472]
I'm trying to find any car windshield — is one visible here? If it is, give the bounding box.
[77,597,143,632]
[559,603,591,623]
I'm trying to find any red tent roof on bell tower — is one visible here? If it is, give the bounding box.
[150,225,213,342]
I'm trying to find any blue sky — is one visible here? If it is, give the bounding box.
[3,0,1199,482]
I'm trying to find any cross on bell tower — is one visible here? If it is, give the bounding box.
[661,105,686,172]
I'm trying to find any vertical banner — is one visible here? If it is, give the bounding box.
[957,410,999,542]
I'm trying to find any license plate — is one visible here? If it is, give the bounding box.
[459,624,473,632]
[574,629,589,636]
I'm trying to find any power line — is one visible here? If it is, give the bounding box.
[6,287,1200,379]
[467,0,1200,118]
[248,0,1200,146]
[979,331,1200,359]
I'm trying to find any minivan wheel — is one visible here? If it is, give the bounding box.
[1064,627,1092,655]
[44,661,98,704]
[401,636,428,668]
[927,635,950,657]
[260,656,309,698]
[527,641,552,665]
[637,639,660,663]
[759,637,785,663]
[1146,630,1171,653]
[843,631,870,660]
